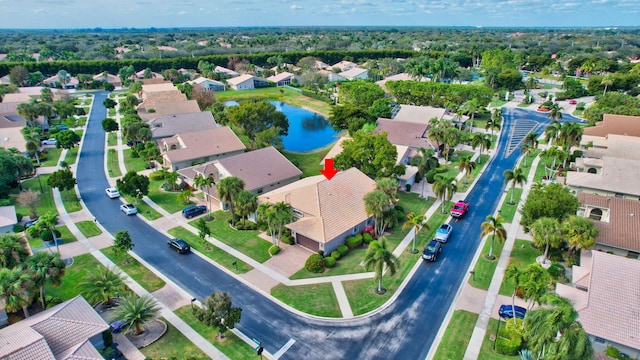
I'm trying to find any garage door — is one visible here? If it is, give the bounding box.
[296,234,319,252]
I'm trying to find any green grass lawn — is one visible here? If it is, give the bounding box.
[191,211,272,263]
[271,283,342,317]
[433,310,480,360]
[289,248,369,279]
[45,253,105,302]
[498,239,541,296]
[147,179,186,214]
[108,108,116,117]
[60,190,82,213]
[283,145,334,178]
[123,149,147,173]
[519,149,541,173]
[457,154,490,193]
[383,193,434,252]
[101,246,166,292]
[499,188,523,223]
[215,87,333,115]
[139,319,209,360]
[533,156,551,183]
[572,109,584,117]
[76,220,102,238]
[13,174,58,217]
[64,147,78,164]
[167,226,252,274]
[174,306,258,360]
[490,100,507,107]
[107,132,117,146]
[479,318,519,360]
[40,148,63,167]
[107,149,122,177]
[120,195,162,220]
[469,233,507,290]
[27,224,77,249]
[517,103,532,108]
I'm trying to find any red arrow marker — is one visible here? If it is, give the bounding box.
[320,158,339,180]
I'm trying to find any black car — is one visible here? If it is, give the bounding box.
[422,239,442,262]
[168,238,190,254]
[498,304,527,319]
[182,205,207,219]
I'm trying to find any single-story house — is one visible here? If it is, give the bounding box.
[138,100,201,121]
[338,67,368,81]
[159,127,245,171]
[42,74,78,89]
[577,192,640,256]
[138,82,188,111]
[92,72,121,87]
[0,295,109,359]
[225,74,272,90]
[331,60,358,72]
[188,77,226,92]
[376,72,429,91]
[582,114,640,138]
[392,104,468,128]
[566,156,640,200]
[314,60,330,70]
[148,111,218,140]
[178,146,302,209]
[556,251,640,358]
[135,69,164,80]
[374,118,433,150]
[214,66,240,78]
[0,206,17,233]
[267,72,299,87]
[258,167,376,254]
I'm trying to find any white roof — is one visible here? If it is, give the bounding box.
[227,74,255,86]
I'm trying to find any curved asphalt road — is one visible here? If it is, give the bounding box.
[76,94,583,359]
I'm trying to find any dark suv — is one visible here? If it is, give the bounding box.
[168,238,190,254]
[498,304,527,319]
[422,239,442,262]
[182,205,207,218]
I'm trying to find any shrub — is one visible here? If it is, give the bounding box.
[405,184,411,192]
[281,235,294,245]
[346,235,363,249]
[317,250,324,257]
[305,254,325,273]
[362,232,373,244]
[362,225,374,238]
[337,244,349,256]
[44,295,63,308]
[426,169,437,183]
[605,346,623,359]
[324,256,336,268]
[13,225,25,233]
[149,171,164,181]
[495,328,522,356]
[269,245,281,256]
[41,229,62,242]
[331,250,341,260]
[576,102,586,111]
[547,262,565,279]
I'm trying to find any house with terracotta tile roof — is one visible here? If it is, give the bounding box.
[577,192,640,256]
[148,111,218,140]
[159,127,245,170]
[92,72,121,87]
[582,114,640,138]
[566,157,640,199]
[178,146,302,209]
[556,251,640,358]
[42,74,79,89]
[331,60,358,72]
[392,104,468,126]
[258,168,376,253]
[0,295,109,359]
[267,72,299,87]
[135,69,164,80]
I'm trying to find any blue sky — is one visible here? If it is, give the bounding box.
[0,0,637,29]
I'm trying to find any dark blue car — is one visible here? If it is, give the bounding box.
[498,304,527,319]
[182,205,207,219]
[110,320,129,333]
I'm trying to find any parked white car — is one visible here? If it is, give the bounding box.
[41,138,57,145]
[120,203,138,215]
[105,188,120,199]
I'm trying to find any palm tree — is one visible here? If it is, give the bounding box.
[557,122,584,152]
[411,147,437,198]
[523,131,540,149]
[486,108,502,135]
[363,237,399,294]
[601,74,614,96]
[562,215,599,256]
[0,267,32,317]
[25,252,66,309]
[32,213,61,253]
[480,214,507,259]
[17,102,40,128]
[526,76,538,93]
[112,294,161,335]
[544,120,561,146]
[0,233,30,269]
[520,143,534,167]
[164,170,179,191]
[432,175,457,213]
[503,167,527,205]
[364,190,390,237]
[376,177,400,206]
[233,190,258,226]
[80,266,125,306]
[217,176,245,226]
[540,146,566,180]
[470,133,492,164]
[25,137,41,166]
[442,127,462,162]
[520,263,550,311]
[531,217,563,263]
[460,98,481,131]
[504,264,522,325]
[547,103,563,122]
[458,156,476,184]
[194,174,215,219]
[402,212,429,254]
[524,293,594,360]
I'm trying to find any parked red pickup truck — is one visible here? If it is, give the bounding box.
[450,201,470,218]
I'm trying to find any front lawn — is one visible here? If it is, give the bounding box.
[123,149,147,173]
[139,319,209,360]
[433,310,480,360]
[76,220,102,238]
[479,318,519,360]
[40,148,63,167]
[289,248,369,279]
[191,211,272,263]
[469,233,507,290]
[60,190,82,213]
[107,132,117,146]
[147,179,186,214]
[383,193,434,251]
[271,283,342,317]
[64,147,79,165]
[174,306,258,360]
[101,247,166,292]
[498,239,541,296]
[27,224,76,249]
[107,149,122,178]
[167,226,252,274]
[45,253,105,302]
[13,174,58,217]
[499,188,523,223]
[283,146,333,178]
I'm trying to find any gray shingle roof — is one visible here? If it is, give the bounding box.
[148,111,218,139]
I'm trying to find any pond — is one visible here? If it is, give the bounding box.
[225,100,341,152]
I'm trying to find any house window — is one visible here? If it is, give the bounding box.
[352,225,359,234]
[587,168,597,174]
[292,208,304,219]
[594,337,607,345]
[626,251,640,259]
[589,208,603,221]
[614,193,624,198]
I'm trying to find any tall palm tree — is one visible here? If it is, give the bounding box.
[402,212,429,254]
[376,177,400,207]
[0,267,32,317]
[193,174,215,219]
[364,190,390,237]
[411,147,437,198]
[80,266,125,306]
[32,213,61,253]
[460,98,481,131]
[520,143,534,167]
[112,294,161,335]
[363,237,399,294]
[503,166,527,205]
[544,120,561,146]
[217,176,245,226]
[486,108,502,135]
[164,170,179,191]
[523,131,540,149]
[557,122,584,152]
[480,214,507,259]
[520,263,550,311]
[442,127,462,162]
[432,175,457,213]
[547,103,563,122]
[25,251,66,309]
[524,293,594,360]
[458,156,476,184]
[540,146,567,179]
[0,233,30,269]
[470,133,492,164]
[601,74,614,96]
[562,215,599,256]
[17,102,40,127]
[504,264,522,325]
[531,217,563,263]
[233,190,258,226]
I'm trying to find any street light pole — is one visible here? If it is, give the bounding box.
[494,317,502,351]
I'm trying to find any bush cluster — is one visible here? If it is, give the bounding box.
[305,254,325,273]
[235,222,258,231]
[331,250,341,260]
[324,256,336,268]
[337,244,349,256]
[495,320,524,355]
[280,234,294,245]
[345,234,363,249]
[41,229,62,242]
[269,245,281,256]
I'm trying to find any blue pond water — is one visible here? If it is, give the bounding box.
[225,100,340,152]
